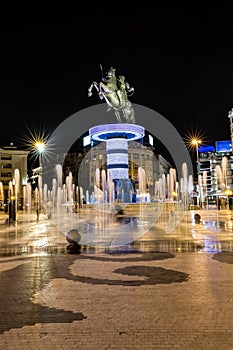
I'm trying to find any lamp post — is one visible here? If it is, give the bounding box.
[191,138,202,206]
[191,139,201,173]
[35,141,45,175]
[34,141,45,221]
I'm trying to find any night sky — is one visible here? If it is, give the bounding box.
[1,5,233,159]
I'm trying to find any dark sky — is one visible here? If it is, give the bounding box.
[1,4,233,153]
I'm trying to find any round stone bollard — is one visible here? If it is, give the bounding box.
[66,229,81,254]
[194,213,201,223]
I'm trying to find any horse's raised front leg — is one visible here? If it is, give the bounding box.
[88,83,93,97]
[88,82,100,97]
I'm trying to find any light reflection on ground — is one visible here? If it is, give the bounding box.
[0,206,233,256]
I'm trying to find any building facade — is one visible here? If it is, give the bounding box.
[64,137,172,199]
[198,140,233,204]
[0,144,29,210]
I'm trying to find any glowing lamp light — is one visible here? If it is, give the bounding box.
[191,138,202,146]
[35,141,45,154]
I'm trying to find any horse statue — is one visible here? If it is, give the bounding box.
[88,66,135,124]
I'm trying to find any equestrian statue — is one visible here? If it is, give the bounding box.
[88,65,135,124]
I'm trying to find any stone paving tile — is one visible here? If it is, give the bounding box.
[1,251,233,349]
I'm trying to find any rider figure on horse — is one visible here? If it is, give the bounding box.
[88,66,135,123]
[116,75,134,108]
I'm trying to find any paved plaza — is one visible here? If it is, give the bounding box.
[1,208,233,349]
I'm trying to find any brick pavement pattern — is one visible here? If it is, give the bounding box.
[1,251,233,349]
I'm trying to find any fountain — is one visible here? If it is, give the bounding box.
[20,69,193,248]
[3,138,233,256]
[1,66,215,255]
[215,156,229,210]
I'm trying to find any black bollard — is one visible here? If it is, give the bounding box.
[66,229,81,254]
[194,213,201,223]
[8,199,16,224]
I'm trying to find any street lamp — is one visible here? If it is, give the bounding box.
[191,138,202,207]
[35,141,45,175]
[191,138,202,173]
[34,141,46,221]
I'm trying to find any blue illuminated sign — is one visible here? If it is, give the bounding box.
[199,145,215,153]
[215,140,232,153]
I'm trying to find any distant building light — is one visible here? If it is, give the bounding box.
[83,135,91,147]
[149,134,153,146]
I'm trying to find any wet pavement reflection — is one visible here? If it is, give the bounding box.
[1,207,233,256]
